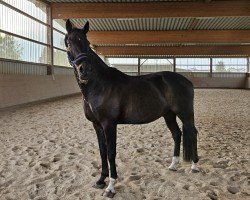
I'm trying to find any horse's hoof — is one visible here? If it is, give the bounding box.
[169,167,177,171]
[191,169,200,173]
[168,166,178,171]
[92,182,106,189]
[103,191,116,198]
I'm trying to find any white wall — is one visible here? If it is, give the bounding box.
[0,74,80,109]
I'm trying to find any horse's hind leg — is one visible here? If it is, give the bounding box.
[164,110,182,171]
[180,114,199,173]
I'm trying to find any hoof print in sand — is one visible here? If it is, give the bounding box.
[213,161,229,169]
[40,162,50,169]
[136,148,144,153]
[227,186,240,194]
[207,190,218,200]
[129,175,141,181]
[53,156,61,162]
[91,161,100,169]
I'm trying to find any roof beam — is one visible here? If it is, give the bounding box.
[95,46,250,56]
[87,30,250,45]
[51,1,250,19]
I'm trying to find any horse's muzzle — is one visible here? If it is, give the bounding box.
[79,69,89,83]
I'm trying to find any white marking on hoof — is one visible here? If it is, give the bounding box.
[105,178,116,194]
[191,161,200,173]
[168,156,180,171]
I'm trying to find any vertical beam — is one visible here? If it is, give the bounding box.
[247,57,250,73]
[47,4,54,75]
[210,57,213,77]
[138,58,141,76]
[173,57,176,72]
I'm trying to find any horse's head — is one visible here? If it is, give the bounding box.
[65,19,92,84]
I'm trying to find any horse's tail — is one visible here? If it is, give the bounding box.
[182,124,198,162]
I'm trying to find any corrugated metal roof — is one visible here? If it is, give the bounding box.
[71,17,250,31]
[195,17,250,30]
[48,0,250,56]
[71,18,194,31]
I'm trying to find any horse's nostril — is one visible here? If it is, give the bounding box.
[79,65,84,73]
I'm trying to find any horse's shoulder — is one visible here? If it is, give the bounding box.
[83,100,95,122]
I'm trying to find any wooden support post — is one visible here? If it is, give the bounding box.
[210,57,213,77]
[173,57,176,72]
[138,58,141,76]
[47,5,54,75]
[247,57,250,73]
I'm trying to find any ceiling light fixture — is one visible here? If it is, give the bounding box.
[125,44,139,46]
[117,18,136,21]
[196,17,215,20]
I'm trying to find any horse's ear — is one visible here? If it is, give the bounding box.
[66,19,73,33]
[82,21,89,34]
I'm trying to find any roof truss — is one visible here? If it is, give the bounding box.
[51,1,250,19]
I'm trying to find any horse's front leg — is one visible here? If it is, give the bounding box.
[102,123,117,198]
[93,123,109,189]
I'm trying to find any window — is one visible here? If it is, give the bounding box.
[0,0,49,64]
[176,58,210,72]
[140,58,173,73]
[53,19,70,67]
[212,58,247,73]
[2,0,47,22]
[107,58,138,74]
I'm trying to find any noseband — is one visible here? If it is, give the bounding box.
[67,52,90,67]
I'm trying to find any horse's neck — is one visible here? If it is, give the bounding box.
[90,49,108,71]
[78,49,108,98]
[79,49,127,100]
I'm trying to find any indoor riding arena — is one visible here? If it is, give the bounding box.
[0,0,249,200]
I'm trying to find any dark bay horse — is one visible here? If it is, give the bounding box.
[65,20,199,198]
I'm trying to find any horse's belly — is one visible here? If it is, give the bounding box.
[119,99,166,124]
[118,114,162,124]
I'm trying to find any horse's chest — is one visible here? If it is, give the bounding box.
[84,98,119,122]
[84,101,98,117]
